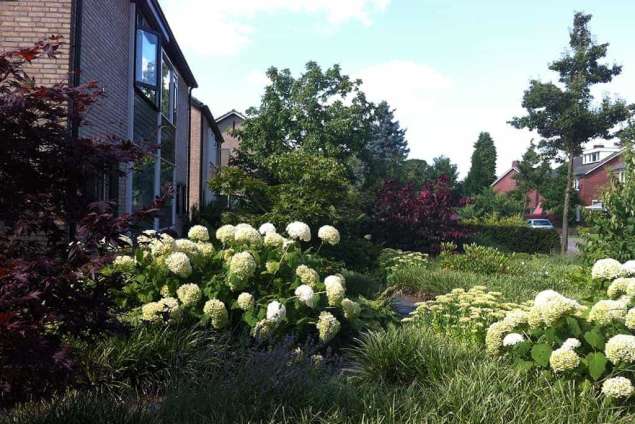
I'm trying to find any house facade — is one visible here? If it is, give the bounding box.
[0,0,198,234]
[189,98,224,213]
[491,161,544,216]
[573,145,624,208]
[216,109,246,166]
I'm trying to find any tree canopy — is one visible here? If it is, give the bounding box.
[464,132,497,196]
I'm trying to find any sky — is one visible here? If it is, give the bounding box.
[158,0,635,177]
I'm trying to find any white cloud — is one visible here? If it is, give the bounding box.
[358,61,534,177]
[159,0,389,57]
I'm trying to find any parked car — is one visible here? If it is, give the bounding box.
[527,219,555,230]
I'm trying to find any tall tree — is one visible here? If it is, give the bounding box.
[430,156,460,188]
[464,132,497,195]
[514,141,551,212]
[510,12,631,253]
[366,101,409,182]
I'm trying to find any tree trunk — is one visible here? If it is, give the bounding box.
[561,153,574,255]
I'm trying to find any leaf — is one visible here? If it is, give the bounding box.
[586,352,608,381]
[242,310,257,327]
[566,317,582,337]
[514,359,535,373]
[584,329,605,350]
[531,344,553,367]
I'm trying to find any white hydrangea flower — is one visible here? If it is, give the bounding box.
[188,225,210,242]
[196,242,215,257]
[503,310,529,327]
[203,299,229,329]
[229,252,257,281]
[485,320,515,356]
[264,232,285,248]
[258,222,277,235]
[251,319,276,340]
[549,347,580,373]
[295,285,318,308]
[607,278,635,299]
[174,239,200,257]
[316,311,340,343]
[237,292,255,311]
[137,230,157,245]
[622,260,635,277]
[158,297,181,320]
[149,233,176,256]
[234,223,262,246]
[216,225,236,244]
[602,377,634,399]
[176,283,202,306]
[605,334,635,365]
[325,277,345,306]
[296,265,320,287]
[286,221,311,242]
[112,255,136,273]
[502,333,524,347]
[324,274,346,290]
[341,298,361,320]
[626,308,635,330]
[592,258,624,280]
[141,302,164,323]
[530,290,582,326]
[160,285,172,297]
[561,338,582,351]
[165,252,192,278]
[318,225,340,246]
[588,299,627,325]
[266,301,286,323]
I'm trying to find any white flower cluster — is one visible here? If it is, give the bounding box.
[229,252,257,281]
[341,298,361,320]
[602,377,634,399]
[317,311,340,343]
[623,260,635,277]
[502,333,524,347]
[196,242,215,257]
[234,224,262,246]
[605,334,635,365]
[203,299,229,329]
[216,225,236,244]
[175,239,200,257]
[112,255,136,273]
[286,221,311,242]
[549,346,580,373]
[176,283,201,306]
[626,308,635,330]
[187,225,210,242]
[588,299,628,325]
[528,290,582,327]
[149,233,176,257]
[607,277,635,299]
[237,292,255,311]
[141,297,181,322]
[266,301,286,323]
[296,265,320,287]
[295,285,318,308]
[592,258,624,280]
[325,275,346,306]
[258,222,276,235]
[264,232,285,248]
[318,225,340,246]
[165,252,192,278]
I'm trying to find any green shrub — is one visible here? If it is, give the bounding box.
[341,270,384,299]
[439,243,521,275]
[467,224,560,254]
[385,265,448,295]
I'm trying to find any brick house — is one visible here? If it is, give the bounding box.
[189,97,224,213]
[0,0,198,234]
[216,109,246,166]
[491,161,544,216]
[573,145,624,209]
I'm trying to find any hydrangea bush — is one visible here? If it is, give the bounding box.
[483,258,635,400]
[106,222,365,345]
[404,286,530,343]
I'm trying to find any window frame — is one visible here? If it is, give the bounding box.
[160,51,178,125]
[134,22,161,107]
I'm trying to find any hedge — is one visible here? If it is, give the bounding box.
[466,224,560,254]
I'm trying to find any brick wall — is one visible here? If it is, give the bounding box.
[189,105,202,211]
[578,155,624,206]
[492,170,518,194]
[0,0,72,85]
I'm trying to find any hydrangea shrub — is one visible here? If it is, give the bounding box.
[108,222,362,345]
[483,258,635,400]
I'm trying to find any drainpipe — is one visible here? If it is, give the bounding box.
[187,87,193,219]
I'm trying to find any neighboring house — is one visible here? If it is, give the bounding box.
[0,0,198,235]
[491,161,544,216]
[189,97,224,213]
[573,144,624,209]
[216,109,246,166]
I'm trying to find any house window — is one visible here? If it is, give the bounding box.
[135,28,160,103]
[158,123,176,229]
[583,152,600,164]
[619,171,626,184]
[574,178,580,191]
[161,53,178,123]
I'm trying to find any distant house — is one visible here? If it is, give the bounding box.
[491,161,544,217]
[216,109,246,166]
[573,144,624,210]
[189,98,224,213]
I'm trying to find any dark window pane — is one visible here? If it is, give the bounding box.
[159,160,174,228]
[132,159,156,212]
[161,123,175,163]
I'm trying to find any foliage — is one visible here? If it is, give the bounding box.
[513,141,551,210]
[366,101,409,183]
[510,12,632,252]
[373,177,467,253]
[466,223,561,254]
[398,156,461,192]
[405,286,530,343]
[580,141,635,263]
[439,243,522,275]
[540,163,580,224]
[464,132,498,196]
[459,188,524,221]
[0,38,155,406]
[378,248,429,284]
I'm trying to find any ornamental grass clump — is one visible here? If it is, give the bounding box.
[481,258,635,399]
[109,221,363,346]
